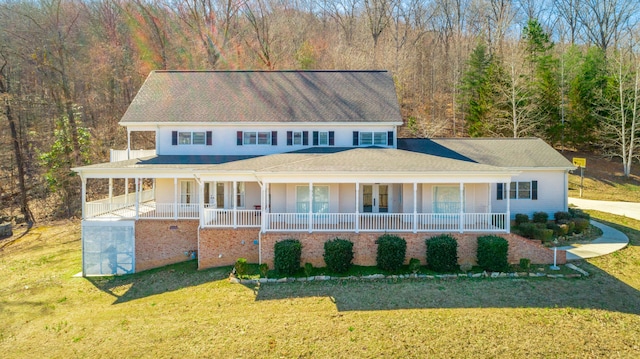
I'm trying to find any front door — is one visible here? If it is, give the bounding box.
[363,184,389,213]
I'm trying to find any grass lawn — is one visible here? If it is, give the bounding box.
[1,216,640,358]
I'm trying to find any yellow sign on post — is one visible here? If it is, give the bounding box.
[573,157,586,168]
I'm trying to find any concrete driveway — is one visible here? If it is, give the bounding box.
[568,197,640,221]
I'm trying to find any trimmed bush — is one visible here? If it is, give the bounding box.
[573,218,590,233]
[477,235,509,272]
[375,234,406,271]
[426,234,459,272]
[274,239,302,275]
[535,228,554,243]
[532,211,549,224]
[304,262,314,277]
[547,223,567,237]
[515,213,529,226]
[519,258,531,271]
[323,238,354,273]
[234,258,248,278]
[569,208,590,220]
[517,222,539,239]
[554,211,571,222]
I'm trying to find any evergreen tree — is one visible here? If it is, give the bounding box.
[460,43,499,137]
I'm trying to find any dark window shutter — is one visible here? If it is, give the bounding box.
[532,180,538,200]
[237,131,243,146]
[497,183,503,200]
[271,131,277,145]
[172,131,178,146]
[313,131,319,146]
[329,131,335,146]
[387,131,394,146]
[302,131,309,145]
[353,131,359,146]
[206,131,212,146]
[287,131,293,146]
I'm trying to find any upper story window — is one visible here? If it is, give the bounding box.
[353,131,393,147]
[313,131,334,146]
[172,131,212,146]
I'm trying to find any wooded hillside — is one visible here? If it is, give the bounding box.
[1,0,640,222]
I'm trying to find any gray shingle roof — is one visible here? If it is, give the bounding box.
[397,138,574,169]
[120,70,402,124]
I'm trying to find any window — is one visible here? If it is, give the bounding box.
[359,132,387,146]
[296,185,329,213]
[175,131,209,145]
[433,186,462,213]
[318,132,329,146]
[498,181,538,200]
[293,131,302,145]
[243,131,271,145]
[236,182,245,208]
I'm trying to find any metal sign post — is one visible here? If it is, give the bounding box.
[572,158,587,198]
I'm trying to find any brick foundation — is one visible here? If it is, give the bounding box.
[259,232,565,269]
[135,220,199,272]
[198,228,261,269]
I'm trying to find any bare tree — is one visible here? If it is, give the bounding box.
[552,0,581,45]
[364,0,391,66]
[578,0,639,52]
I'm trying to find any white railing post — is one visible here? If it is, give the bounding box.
[81,177,86,219]
[199,180,204,227]
[506,181,511,233]
[355,182,359,233]
[413,182,418,233]
[174,178,178,220]
[127,129,131,160]
[135,177,140,220]
[308,182,313,233]
[459,182,464,233]
[233,181,237,229]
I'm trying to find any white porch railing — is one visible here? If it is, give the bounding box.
[202,208,261,227]
[110,149,157,162]
[265,212,507,233]
[85,201,507,233]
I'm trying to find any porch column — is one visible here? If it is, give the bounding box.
[413,182,418,233]
[213,181,217,208]
[125,178,129,202]
[198,180,204,227]
[260,182,266,232]
[459,182,464,233]
[506,181,511,232]
[81,177,86,219]
[127,129,131,160]
[308,182,313,233]
[135,177,140,220]
[488,183,492,213]
[174,177,178,220]
[355,182,359,233]
[108,178,113,204]
[233,181,237,229]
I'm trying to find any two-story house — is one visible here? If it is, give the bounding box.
[74,70,574,276]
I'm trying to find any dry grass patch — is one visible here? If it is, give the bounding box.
[1,218,640,357]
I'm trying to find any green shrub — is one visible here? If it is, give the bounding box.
[547,223,567,237]
[569,208,590,220]
[274,239,302,276]
[515,213,529,226]
[259,263,269,278]
[573,218,590,234]
[477,235,509,272]
[323,238,354,273]
[535,228,554,243]
[375,234,406,271]
[532,212,549,224]
[519,258,531,271]
[409,258,421,274]
[234,258,248,278]
[554,211,571,222]
[517,222,539,239]
[426,234,458,272]
[304,262,313,277]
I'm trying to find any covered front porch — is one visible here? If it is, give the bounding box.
[81,177,511,233]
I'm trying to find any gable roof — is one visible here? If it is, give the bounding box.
[120,70,402,124]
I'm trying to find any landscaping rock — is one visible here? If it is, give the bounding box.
[490,272,499,278]
[472,273,482,278]
[229,277,240,284]
[566,263,590,277]
[0,222,12,238]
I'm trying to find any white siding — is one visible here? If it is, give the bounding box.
[339,184,356,212]
[156,124,396,155]
[491,171,568,218]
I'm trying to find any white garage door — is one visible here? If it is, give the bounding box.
[82,220,135,276]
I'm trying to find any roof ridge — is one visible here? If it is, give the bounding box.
[151,69,389,74]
